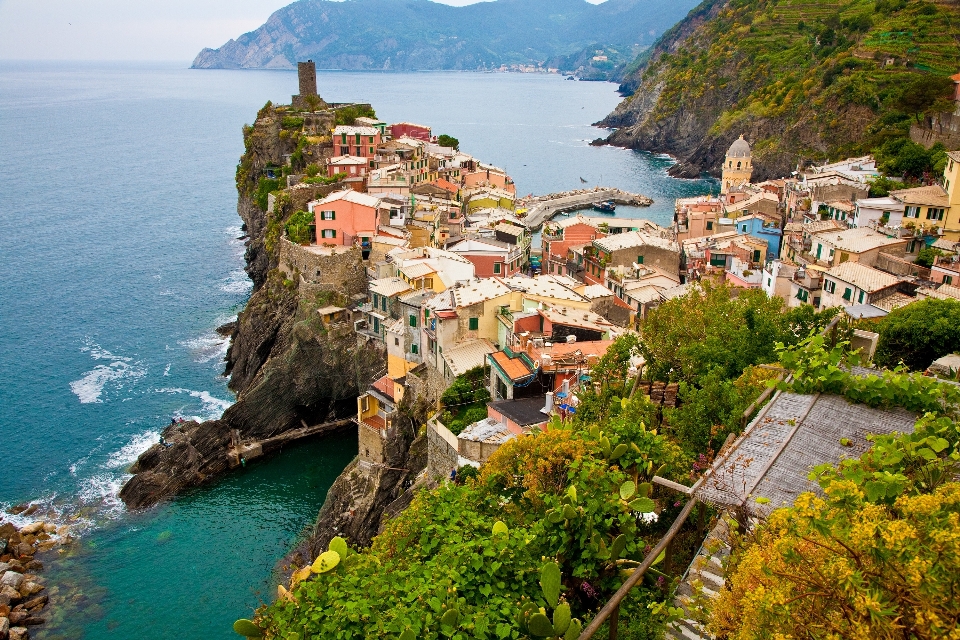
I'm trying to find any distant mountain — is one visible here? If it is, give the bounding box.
[191,0,700,73]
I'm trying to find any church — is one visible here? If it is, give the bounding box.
[721,135,753,194]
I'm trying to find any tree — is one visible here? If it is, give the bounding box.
[895,74,955,124]
[875,298,960,370]
[436,134,460,150]
[914,246,943,268]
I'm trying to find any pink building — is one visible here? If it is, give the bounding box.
[447,238,524,278]
[542,219,606,276]
[463,168,516,195]
[327,155,370,178]
[333,126,381,158]
[389,122,432,142]
[310,190,382,247]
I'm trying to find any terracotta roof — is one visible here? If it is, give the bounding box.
[362,414,386,431]
[372,375,393,397]
[490,351,534,381]
[429,178,459,193]
[442,339,496,376]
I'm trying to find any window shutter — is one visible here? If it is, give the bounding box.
[469,317,479,330]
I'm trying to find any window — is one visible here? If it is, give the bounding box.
[361,395,369,412]
[906,206,920,218]
[411,344,418,354]
[372,293,379,307]
[946,275,954,285]
[767,278,772,287]
[373,318,380,333]
[858,291,865,304]
[424,278,433,289]
[706,221,714,230]
[381,297,387,312]
[394,337,399,346]
[493,262,502,274]
[824,280,836,294]
[842,287,852,301]
[796,288,808,302]
[752,250,761,262]
[636,255,644,264]
[424,308,430,319]
[409,314,417,328]
[742,225,748,232]
[320,229,336,239]
[468,317,479,330]
[320,210,336,220]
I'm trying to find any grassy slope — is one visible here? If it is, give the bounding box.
[609,0,960,176]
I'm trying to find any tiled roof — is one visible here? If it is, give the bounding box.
[429,178,459,193]
[489,351,534,382]
[815,227,904,253]
[871,292,915,312]
[594,230,679,254]
[333,125,380,136]
[398,261,437,279]
[578,284,614,299]
[800,220,846,235]
[501,275,585,303]
[494,222,524,237]
[458,418,516,445]
[362,414,386,431]
[369,277,413,298]
[543,340,614,360]
[540,306,612,333]
[453,279,511,307]
[442,339,496,376]
[329,155,368,165]
[890,185,950,207]
[313,189,382,209]
[371,375,393,397]
[825,261,901,293]
[488,397,549,427]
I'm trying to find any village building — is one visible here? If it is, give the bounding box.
[940,151,960,239]
[730,212,783,257]
[357,276,413,341]
[761,260,797,304]
[309,190,384,250]
[333,125,381,158]
[389,122,432,142]
[806,227,908,268]
[890,185,949,233]
[446,237,526,278]
[674,196,725,241]
[582,230,681,285]
[819,261,905,311]
[852,196,905,229]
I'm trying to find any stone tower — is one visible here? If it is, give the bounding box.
[292,60,326,110]
[298,60,317,97]
[721,135,753,194]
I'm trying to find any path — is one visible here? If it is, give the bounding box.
[520,187,653,229]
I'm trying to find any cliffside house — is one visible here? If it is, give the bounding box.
[327,155,370,179]
[447,238,525,278]
[309,190,383,250]
[333,125,381,159]
[357,277,413,342]
[389,122,432,142]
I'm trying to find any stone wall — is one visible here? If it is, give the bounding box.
[278,238,369,296]
[359,422,386,465]
[405,362,448,404]
[911,112,960,151]
[426,419,459,481]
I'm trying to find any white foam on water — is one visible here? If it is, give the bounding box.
[163,363,171,376]
[70,342,146,404]
[103,430,159,469]
[156,387,233,421]
[220,268,252,294]
[178,332,229,364]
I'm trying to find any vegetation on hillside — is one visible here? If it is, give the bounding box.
[616,0,960,175]
[712,336,960,639]
[875,298,960,371]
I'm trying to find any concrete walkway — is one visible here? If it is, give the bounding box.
[665,516,733,640]
[520,187,653,229]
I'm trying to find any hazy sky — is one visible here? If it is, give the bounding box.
[0,0,546,61]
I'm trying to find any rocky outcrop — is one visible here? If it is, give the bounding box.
[120,102,384,510]
[287,397,430,565]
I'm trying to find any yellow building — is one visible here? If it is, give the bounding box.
[721,135,753,195]
[940,151,960,240]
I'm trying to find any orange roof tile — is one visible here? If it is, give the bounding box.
[372,375,393,397]
[362,415,386,431]
[490,351,533,381]
[430,178,460,193]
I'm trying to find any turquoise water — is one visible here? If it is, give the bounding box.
[0,62,712,639]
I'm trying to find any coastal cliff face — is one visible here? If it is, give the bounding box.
[120,104,383,510]
[599,0,960,180]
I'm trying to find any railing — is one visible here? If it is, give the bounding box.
[577,499,698,640]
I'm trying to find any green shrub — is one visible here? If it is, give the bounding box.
[334,104,377,126]
[875,298,960,370]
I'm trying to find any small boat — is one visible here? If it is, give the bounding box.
[593,200,616,213]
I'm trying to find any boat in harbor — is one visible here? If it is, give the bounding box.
[593,200,616,213]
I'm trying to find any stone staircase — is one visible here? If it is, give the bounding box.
[665,516,733,640]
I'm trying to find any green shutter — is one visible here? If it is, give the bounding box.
[858,291,864,304]
[843,288,852,301]
[753,250,761,262]
[409,314,417,327]
[411,344,418,354]
[637,255,644,264]
[469,317,479,330]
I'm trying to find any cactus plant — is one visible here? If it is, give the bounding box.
[311,550,341,574]
[233,619,263,638]
[398,630,416,640]
[528,611,556,636]
[328,536,349,558]
[619,480,636,500]
[540,561,561,608]
[440,606,460,628]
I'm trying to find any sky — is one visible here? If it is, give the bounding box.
[0,0,601,61]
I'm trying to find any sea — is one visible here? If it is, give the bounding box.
[0,61,714,639]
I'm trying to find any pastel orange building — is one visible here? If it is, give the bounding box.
[309,190,382,247]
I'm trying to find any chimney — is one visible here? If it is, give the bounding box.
[566,334,577,343]
[542,392,554,414]
[561,378,570,395]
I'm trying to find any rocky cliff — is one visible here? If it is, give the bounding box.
[120,103,382,509]
[191,0,699,72]
[598,0,960,180]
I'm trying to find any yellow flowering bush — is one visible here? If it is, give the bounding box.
[711,481,960,639]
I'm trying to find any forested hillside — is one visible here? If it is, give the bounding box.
[601,0,960,180]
